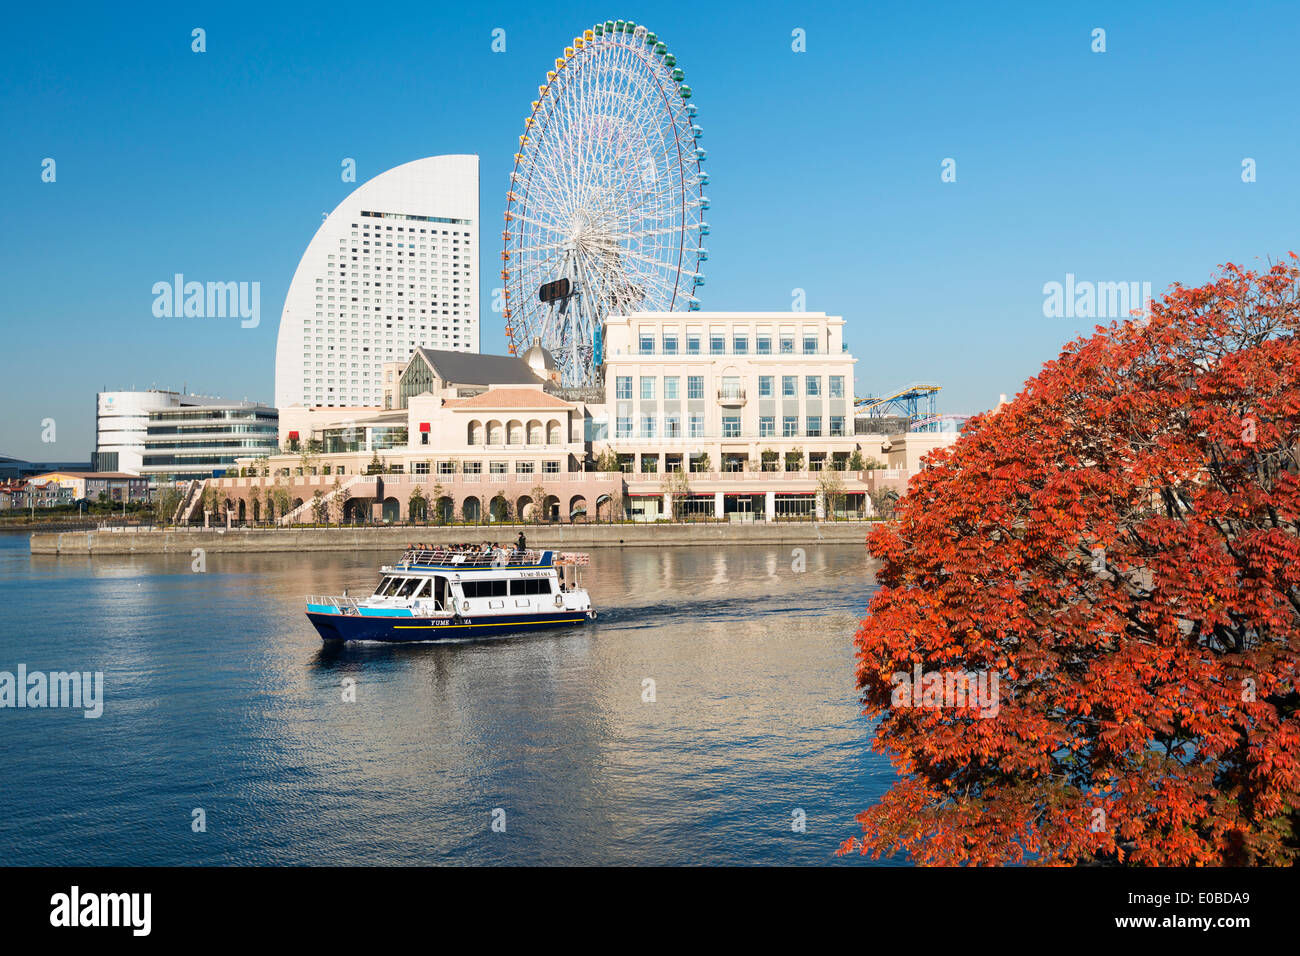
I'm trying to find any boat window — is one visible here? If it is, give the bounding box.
[412,578,432,599]
[461,579,508,598]
[375,576,401,597]
[398,578,422,598]
[509,578,552,596]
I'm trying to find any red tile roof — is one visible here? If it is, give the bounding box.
[444,389,573,410]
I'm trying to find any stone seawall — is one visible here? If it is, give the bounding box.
[30,522,875,555]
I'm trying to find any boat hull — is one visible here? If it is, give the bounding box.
[307,609,592,643]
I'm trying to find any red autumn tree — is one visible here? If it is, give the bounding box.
[841,259,1300,865]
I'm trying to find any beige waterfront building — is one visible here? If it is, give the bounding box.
[189,311,959,525]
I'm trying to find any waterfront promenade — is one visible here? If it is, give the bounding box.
[29,520,875,555]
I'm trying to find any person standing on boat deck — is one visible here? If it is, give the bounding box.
[516,531,527,553]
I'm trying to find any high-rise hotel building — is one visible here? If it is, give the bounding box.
[274,155,479,410]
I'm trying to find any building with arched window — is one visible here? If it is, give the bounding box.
[203,311,958,525]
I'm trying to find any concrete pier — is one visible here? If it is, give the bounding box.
[29,522,876,555]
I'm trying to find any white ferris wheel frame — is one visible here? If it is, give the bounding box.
[503,21,708,388]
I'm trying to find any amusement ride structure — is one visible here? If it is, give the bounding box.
[502,19,709,387]
[503,20,960,431]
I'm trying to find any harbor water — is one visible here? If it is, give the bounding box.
[0,532,898,865]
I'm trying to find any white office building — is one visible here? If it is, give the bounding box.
[599,311,860,476]
[274,154,480,410]
[141,401,279,481]
[94,389,188,474]
[95,390,278,479]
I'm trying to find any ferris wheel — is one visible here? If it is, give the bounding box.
[503,19,710,388]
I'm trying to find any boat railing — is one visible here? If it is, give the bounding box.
[395,548,592,569]
[307,594,361,615]
[396,547,557,569]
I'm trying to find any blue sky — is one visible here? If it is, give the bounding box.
[2,0,1297,461]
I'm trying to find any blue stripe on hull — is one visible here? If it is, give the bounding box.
[306,610,590,643]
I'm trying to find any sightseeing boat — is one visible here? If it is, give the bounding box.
[305,547,597,643]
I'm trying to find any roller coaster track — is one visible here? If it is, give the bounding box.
[855,383,942,420]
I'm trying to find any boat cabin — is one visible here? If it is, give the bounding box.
[367,548,589,615]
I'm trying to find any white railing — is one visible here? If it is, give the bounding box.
[397,547,545,568]
[175,479,204,522]
[622,469,869,484]
[390,548,589,568]
[307,594,360,615]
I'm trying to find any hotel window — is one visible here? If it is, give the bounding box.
[438,461,455,475]
[803,335,818,354]
[759,416,775,437]
[490,461,507,474]
[639,332,655,354]
[663,334,678,355]
[720,375,742,399]
[616,376,632,400]
[733,335,748,354]
[806,376,821,397]
[782,375,796,397]
[829,375,845,399]
[665,414,681,437]
[806,416,822,437]
[616,416,632,438]
[756,335,772,355]
[687,375,704,400]
[413,461,431,475]
[640,377,656,401]
[687,334,701,354]
[710,334,725,354]
[829,415,845,437]
[759,375,774,398]
[689,415,704,438]
[783,415,799,437]
[543,461,560,473]
[463,461,482,475]
[722,415,741,438]
[516,461,534,474]
[664,376,680,400]
[641,416,657,438]
[780,335,794,354]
